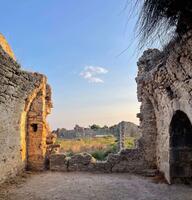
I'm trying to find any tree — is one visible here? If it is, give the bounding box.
[135,0,192,47]
[90,124,101,130]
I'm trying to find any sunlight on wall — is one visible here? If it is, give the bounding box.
[20,111,27,162]
[0,33,16,60]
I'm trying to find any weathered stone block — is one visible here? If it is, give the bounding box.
[68,153,96,171]
[50,154,67,171]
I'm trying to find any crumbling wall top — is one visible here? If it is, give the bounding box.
[137,49,162,73]
[0,33,16,61]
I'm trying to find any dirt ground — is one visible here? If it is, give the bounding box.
[0,172,192,200]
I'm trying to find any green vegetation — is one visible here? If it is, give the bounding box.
[56,136,135,160]
[91,143,118,160]
[90,124,101,130]
[125,137,135,149]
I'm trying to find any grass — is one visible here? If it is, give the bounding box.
[56,135,135,160]
[125,137,135,149]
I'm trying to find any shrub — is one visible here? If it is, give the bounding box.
[91,143,118,161]
[66,151,74,157]
[91,150,106,161]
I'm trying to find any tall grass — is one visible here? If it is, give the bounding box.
[56,136,135,160]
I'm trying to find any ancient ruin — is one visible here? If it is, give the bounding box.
[0,34,52,182]
[137,30,192,183]
[54,121,139,140]
[49,30,192,184]
[0,30,191,186]
[0,0,192,198]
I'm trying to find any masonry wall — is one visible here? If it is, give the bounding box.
[55,121,140,140]
[136,31,192,183]
[0,42,51,182]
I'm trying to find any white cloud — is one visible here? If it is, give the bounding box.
[80,66,108,83]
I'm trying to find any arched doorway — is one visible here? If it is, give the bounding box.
[170,110,192,181]
[20,86,48,171]
[26,91,47,170]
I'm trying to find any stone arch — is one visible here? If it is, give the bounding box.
[20,89,40,164]
[20,79,47,170]
[169,110,192,182]
[139,98,157,167]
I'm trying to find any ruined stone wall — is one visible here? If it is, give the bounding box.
[136,31,192,183]
[117,122,125,151]
[0,37,51,182]
[48,31,191,182]
[49,126,146,174]
[50,150,146,174]
[55,121,140,140]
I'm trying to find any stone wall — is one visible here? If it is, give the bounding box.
[110,121,140,139]
[50,150,147,174]
[0,35,52,182]
[54,121,140,140]
[117,121,126,151]
[136,30,192,183]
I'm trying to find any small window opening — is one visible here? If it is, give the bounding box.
[31,123,38,132]
[166,86,174,99]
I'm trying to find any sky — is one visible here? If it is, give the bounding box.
[0,0,143,129]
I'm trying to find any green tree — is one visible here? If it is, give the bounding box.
[90,124,101,130]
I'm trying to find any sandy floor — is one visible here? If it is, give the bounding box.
[0,172,192,200]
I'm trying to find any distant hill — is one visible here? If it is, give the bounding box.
[52,121,140,139]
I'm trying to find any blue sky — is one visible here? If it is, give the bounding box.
[1,0,143,129]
